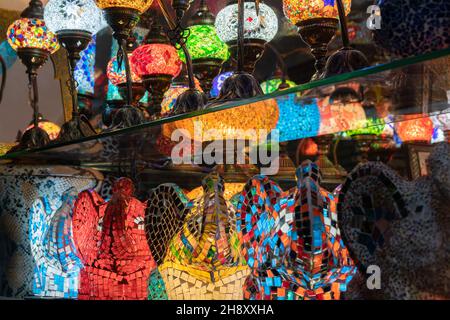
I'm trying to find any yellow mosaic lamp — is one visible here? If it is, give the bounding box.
[145,173,249,300]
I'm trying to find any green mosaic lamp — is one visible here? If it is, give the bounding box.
[178,0,230,94]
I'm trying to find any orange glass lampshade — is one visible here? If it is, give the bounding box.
[25,120,61,141]
[130,44,182,78]
[283,0,352,25]
[7,18,60,54]
[95,0,154,13]
[168,99,280,141]
[396,115,434,143]
[107,54,141,85]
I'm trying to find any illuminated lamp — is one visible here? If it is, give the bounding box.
[161,75,202,116]
[131,22,182,118]
[74,36,97,118]
[179,0,230,95]
[215,0,278,75]
[146,174,250,300]
[25,115,61,141]
[45,0,105,142]
[283,0,352,80]
[396,115,434,144]
[346,117,386,163]
[6,0,60,151]
[210,71,234,98]
[94,0,154,127]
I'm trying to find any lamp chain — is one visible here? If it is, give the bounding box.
[118,38,133,106]
[237,0,245,72]
[66,57,80,119]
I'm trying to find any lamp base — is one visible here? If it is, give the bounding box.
[142,74,173,118]
[111,105,145,129]
[192,58,224,94]
[103,7,141,42]
[172,89,208,115]
[214,72,263,102]
[352,134,377,164]
[297,18,339,81]
[56,115,97,143]
[227,39,266,75]
[57,30,92,61]
[314,134,346,184]
[323,47,369,78]
[117,82,146,106]
[17,48,48,72]
[9,126,50,153]
[102,100,126,127]
[78,93,94,119]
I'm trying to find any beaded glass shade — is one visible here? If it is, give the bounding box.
[396,115,434,143]
[161,78,202,115]
[74,36,96,95]
[25,121,61,141]
[107,53,141,85]
[210,71,233,98]
[94,0,154,13]
[44,0,106,34]
[131,44,182,78]
[7,18,60,53]
[178,25,230,63]
[283,0,352,25]
[215,2,279,43]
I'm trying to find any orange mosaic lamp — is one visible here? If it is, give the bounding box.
[25,118,61,141]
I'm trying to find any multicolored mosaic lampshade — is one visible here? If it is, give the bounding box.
[260,78,297,94]
[283,0,352,25]
[210,71,233,98]
[161,78,203,115]
[215,2,279,43]
[130,44,182,78]
[74,36,96,95]
[178,25,229,63]
[146,174,250,300]
[107,54,141,85]
[94,0,154,13]
[396,115,434,143]
[73,178,157,300]
[236,161,356,300]
[7,18,60,54]
[30,189,83,298]
[44,0,106,35]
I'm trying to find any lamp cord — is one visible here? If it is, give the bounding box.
[0,55,6,104]
[336,0,350,48]
[157,0,196,90]
[265,43,289,84]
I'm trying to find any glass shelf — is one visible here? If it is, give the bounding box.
[1,48,449,177]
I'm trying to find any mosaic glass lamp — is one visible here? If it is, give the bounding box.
[283,0,352,80]
[24,115,61,141]
[216,0,278,74]
[94,0,154,127]
[145,174,250,300]
[6,1,59,151]
[73,178,157,300]
[237,161,356,300]
[161,75,202,115]
[396,115,434,143]
[178,0,230,95]
[74,36,97,115]
[45,0,105,141]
